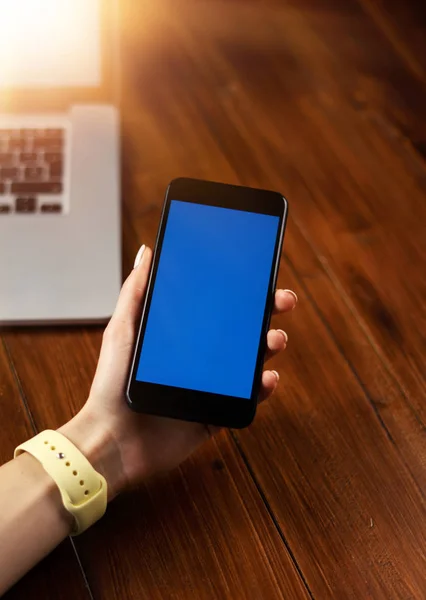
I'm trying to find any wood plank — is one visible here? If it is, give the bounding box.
[269,0,426,189]
[236,266,426,597]
[357,0,426,83]
[79,433,311,599]
[285,223,426,492]
[291,97,426,420]
[0,342,90,600]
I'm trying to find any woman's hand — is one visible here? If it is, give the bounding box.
[60,246,297,500]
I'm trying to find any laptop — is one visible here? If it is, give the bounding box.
[0,0,121,324]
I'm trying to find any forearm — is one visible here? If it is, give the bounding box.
[0,453,72,593]
[0,410,122,595]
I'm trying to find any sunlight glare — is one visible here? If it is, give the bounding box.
[0,0,101,88]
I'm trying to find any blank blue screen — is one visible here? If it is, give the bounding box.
[136,200,279,399]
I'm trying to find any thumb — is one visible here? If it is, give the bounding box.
[110,245,153,328]
[90,245,152,401]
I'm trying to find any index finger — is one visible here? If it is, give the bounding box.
[111,246,153,326]
[273,289,298,314]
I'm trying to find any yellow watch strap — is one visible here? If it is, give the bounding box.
[14,430,107,536]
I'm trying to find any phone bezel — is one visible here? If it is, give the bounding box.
[126,178,288,428]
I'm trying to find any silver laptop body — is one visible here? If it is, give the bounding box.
[0,0,121,324]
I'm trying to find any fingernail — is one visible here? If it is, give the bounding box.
[271,370,280,382]
[283,289,298,308]
[133,244,146,269]
[277,329,288,343]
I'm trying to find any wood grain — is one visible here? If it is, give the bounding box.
[79,434,311,599]
[286,224,426,492]
[357,0,426,83]
[1,0,425,597]
[237,266,426,597]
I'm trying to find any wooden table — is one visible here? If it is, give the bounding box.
[2,1,426,597]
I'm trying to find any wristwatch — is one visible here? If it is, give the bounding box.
[15,429,107,535]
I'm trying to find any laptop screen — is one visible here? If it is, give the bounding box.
[0,0,101,89]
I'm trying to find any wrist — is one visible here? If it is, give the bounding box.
[58,409,124,501]
[15,451,74,531]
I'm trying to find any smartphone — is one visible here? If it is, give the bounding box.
[127,178,288,428]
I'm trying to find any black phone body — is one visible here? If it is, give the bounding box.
[127,178,288,428]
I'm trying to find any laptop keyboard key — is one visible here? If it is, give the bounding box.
[45,129,64,139]
[8,138,26,151]
[20,129,37,137]
[16,197,36,213]
[0,153,14,164]
[24,167,44,181]
[0,204,11,213]
[49,161,63,178]
[0,183,5,194]
[41,203,62,213]
[11,182,62,194]
[0,167,19,180]
[20,152,38,163]
[33,138,63,151]
[44,152,62,163]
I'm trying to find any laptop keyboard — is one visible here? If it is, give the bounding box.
[0,128,65,214]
